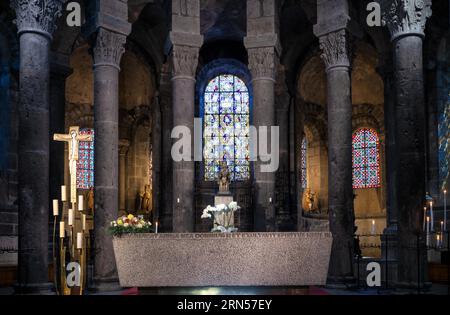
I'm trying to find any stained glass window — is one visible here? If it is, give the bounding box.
[301,137,307,188]
[352,128,381,189]
[203,74,250,181]
[76,128,94,189]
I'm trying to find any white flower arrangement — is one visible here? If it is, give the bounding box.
[201,201,240,233]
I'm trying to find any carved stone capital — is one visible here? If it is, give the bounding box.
[170,45,199,79]
[318,29,351,71]
[119,139,130,155]
[380,0,432,40]
[11,0,66,38]
[247,46,278,81]
[92,28,127,70]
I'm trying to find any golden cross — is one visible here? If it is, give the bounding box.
[54,126,93,203]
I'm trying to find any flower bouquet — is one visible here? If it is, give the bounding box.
[201,201,240,233]
[109,214,153,236]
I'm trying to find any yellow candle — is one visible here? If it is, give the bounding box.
[78,195,84,211]
[52,200,59,216]
[59,221,65,238]
[76,232,83,249]
[61,186,67,201]
[68,209,74,226]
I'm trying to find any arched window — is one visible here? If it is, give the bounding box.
[352,128,381,189]
[203,74,250,181]
[76,128,94,189]
[301,137,307,188]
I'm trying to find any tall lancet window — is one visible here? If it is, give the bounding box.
[76,128,94,189]
[203,74,250,181]
[352,128,381,189]
[301,137,307,188]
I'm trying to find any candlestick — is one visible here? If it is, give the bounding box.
[77,232,83,249]
[82,214,86,231]
[444,189,447,232]
[430,201,434,231]
[61,185,67,201]
[78,195,84,211]
[59,221,65,238]
[68,209,74,226]
[371,219,376,235]
[423,207,427,231]
[53,199,59,216]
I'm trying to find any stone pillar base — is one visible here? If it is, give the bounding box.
[14,282,54,295]
[90,278,122,293]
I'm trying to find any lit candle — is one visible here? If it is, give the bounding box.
[52,199,59,216]
[371,219,376,235]
[68,209,74,226]
[61,186,67,201]
[59,221,65,238]
[155,221,158,234]
[82,214,86,231]
[430,201,434,231]
[437,234,441,248]
[177,198,180,203]
[269,197,272,204]
[78,195,84,211]
[444,189,447,232]
[76,232,83,249]
[426,216,430,247]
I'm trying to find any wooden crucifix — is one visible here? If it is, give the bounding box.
[54,126,93,204]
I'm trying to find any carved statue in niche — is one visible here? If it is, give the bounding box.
[302,188,319,213]
[139,184,152,215]
[218,161,230,194]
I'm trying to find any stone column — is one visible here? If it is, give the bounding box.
[314,24,355,282]
[91,28,128,291]
[170,0,202,232]
[275,65,292,230]
[244,0,280,232]
[381,0,432,287]
[11,0,65,294]
[118,140,130,214]
[159,63,173,231]
[378,54,399,267]
[49,53,72,209]
[151,95,161,223]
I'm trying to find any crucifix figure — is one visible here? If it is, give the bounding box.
[54,126,93,203]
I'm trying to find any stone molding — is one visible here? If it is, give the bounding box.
[11,0,66,39]
[114,231,332,240]
[380,0,432,40]
[318,29,350,71]
[92,28,127,70]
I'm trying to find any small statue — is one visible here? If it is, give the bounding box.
[218,161,230,193]
[140,184,152,214]
[302,188,318,212]
[87,187,94,214]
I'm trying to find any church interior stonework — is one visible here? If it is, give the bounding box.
[0,0,449,298]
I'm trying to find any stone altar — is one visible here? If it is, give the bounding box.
[112,232,332,287]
